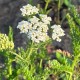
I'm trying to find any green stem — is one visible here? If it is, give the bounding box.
[45,0,51,12]
[9,63,12,75]
[45,2,48,11]
[69,54,80,80]
[9,51,25,61]
[64,70,72,75]
[8,58,12,76]
[69,73,73,80]
[29,0,33,5]
[40,59,42,68]
[57,0,60,24]
[27,42,34,59]
[27,48,33,59]
[72,54,80,69]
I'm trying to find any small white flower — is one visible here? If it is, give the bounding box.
[27,30,49,43]
[39,14,52,25]
[17,20,32,34]
[51,24,65,42]
[28,16,40,24]
[37,22,49,32]
[51,24,61,29]
[56,38,61,42]
[20,4,39,16]
[40,32,49,42]
[28,30,41,43]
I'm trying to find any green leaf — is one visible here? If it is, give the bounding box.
[56,52,62,59]
[64,0,71,7]
[56,52,67,64]
[46,9,52,14]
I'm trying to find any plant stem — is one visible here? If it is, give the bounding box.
[72,53,80,69]
[29,0,33,5]
[27,42,34,59]
[8,57,12,76]
[45,0,51,12]
[45,1,48,10]
[9,51,25,61]
[40,59,42,68]
[57,0,60,24]
[69,53,80,80]
[69,73,73,80]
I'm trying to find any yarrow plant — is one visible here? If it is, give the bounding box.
[1,1,80,80]
[51,25,65,42]
[15,4,65,79]
[0,33,14,51]
[20,4,39,16]
[17,4,65,43]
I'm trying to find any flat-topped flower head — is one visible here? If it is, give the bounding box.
[51,25,65,42]
[20,4,39,16]
[17,16,50,43]
[17,20,32,34]
[17,4,55,43]
[28,30,49,43]
[36,22,49,32]
[39,14,52,25]
[0,33,14,51]
[28,16,40,24]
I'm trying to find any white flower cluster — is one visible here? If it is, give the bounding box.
[17,14,51,43]
[20,4,39,16]
[17,4,65,43]
[51,25,65,42]
[40,14,52,25]
[17,20,32,34]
